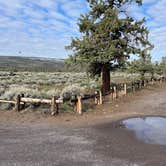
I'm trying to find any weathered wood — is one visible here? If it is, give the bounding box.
[113,86,117,100]
[94,96,98,104]
[70,94,96,103]
[94,91,101,105]
[94,91,98,104]
[73,96,82,114]
[0,100,16,104]
[72,95,77,113]
[51,96,59,116]
[21,94,25,110]
[56,102,59,115]
[51,96,56,116]
[21,98,63,104]
[124,84,127,96]
[15,95,21,112]
[74,101,77,113]
[99,91,103,105]
[21,98,51,104]
[77,96,82,115]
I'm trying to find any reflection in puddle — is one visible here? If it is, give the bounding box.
[122,117,166,146]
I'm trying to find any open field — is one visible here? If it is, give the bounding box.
[0,72,95,100]
[0,71,145,110]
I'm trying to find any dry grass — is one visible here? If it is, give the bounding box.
[0,71,150,101]
[0,72,98,101]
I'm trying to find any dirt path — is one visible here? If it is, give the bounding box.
[0,84,166,166]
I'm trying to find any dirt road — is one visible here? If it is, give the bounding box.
[0,84,166,166]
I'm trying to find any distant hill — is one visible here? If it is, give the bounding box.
[0,56,85,72]
[0,56,65,72]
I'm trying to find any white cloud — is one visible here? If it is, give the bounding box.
[61,0,88,19]
[0,0,23,16]
[127,5,147,20]
[145,0,166,60]
[33,0,57,9]
[23,7,47,20]
[147,0,166,26]
[49,11,68,21]
[127,0,166,61]
[0,0,84,58]
[0,0,165,60]
[150,27,166,61]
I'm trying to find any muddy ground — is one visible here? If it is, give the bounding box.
[0,84,166,166]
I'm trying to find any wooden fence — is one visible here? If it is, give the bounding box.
[0,77,165,115]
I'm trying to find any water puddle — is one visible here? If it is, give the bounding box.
[122,117,166,146]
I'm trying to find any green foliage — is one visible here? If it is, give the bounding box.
[160,56,166,76]
[127,44,154,80]
[154,56,166,76]
[128,56,153,79]
[66,0,152,76]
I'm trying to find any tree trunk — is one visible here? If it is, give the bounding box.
[101,64,110,95]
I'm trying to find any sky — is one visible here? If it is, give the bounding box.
[0,0,165,61]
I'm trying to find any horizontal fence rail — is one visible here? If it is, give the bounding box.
[0,100,17,104]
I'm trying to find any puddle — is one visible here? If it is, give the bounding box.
[122,117,166,146]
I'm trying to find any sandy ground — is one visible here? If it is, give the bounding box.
[0,83,166,166]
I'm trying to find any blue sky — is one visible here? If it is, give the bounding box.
[0,0,165,61]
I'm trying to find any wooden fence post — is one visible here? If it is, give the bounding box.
[99,90,103,105]
[113,86,117,100]
[15,94,21,112]
[51,96,59,116]
[124,83,127,96]
[72,95,77,113]
[113,86,115,100]
[121,83,126,97]
[121,84,123,97]
[77,96,82,115]
[94,91,98,105]
[56,102,59,115]
[21,94,25,110]
[51,96,56,116]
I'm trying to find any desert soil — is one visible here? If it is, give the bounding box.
[0,83,166,166]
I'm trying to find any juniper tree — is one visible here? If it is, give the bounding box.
[66,0,152,94]
[154,56,166,77]
[159,56,166,77]
[128,54,153,80]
